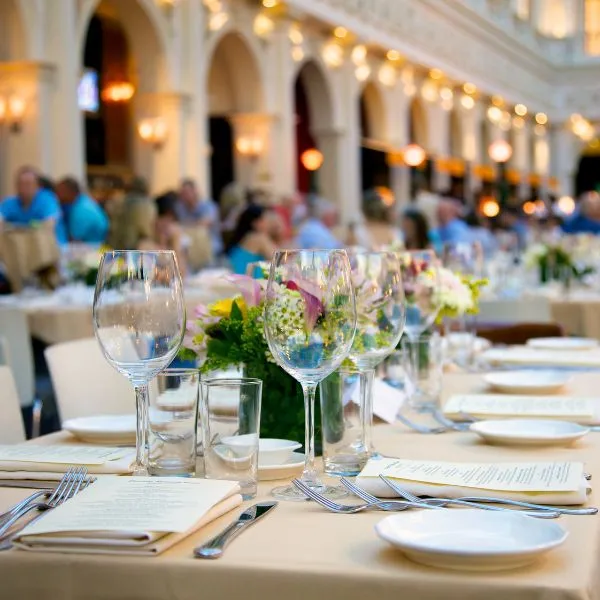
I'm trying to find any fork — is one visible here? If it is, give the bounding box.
[0,467,88,538]
[291,479,431,513]
[396,413,448,434]
[0,490,51,523]
[378,475,561,519]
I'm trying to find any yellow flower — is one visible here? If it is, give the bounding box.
[209,296,247,319]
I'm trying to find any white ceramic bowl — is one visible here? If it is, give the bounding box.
[259,439,302,466]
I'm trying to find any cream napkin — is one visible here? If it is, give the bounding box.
[356,458,590,505]
[14,477,243,556]
[482,347,600,368]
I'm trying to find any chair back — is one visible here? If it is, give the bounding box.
[45,337,134,422]
[0,307,35,408]
[476,322,565,346]
[0,365,26,443]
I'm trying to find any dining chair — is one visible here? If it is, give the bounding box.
[0,365,26,444]
[44,337,135,423]
[475,322,565,346]
[0,307,42,437]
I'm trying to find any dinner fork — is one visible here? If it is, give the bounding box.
[378,475,561,519]
[0,489,50,523]
[0,467,88,538]
[291,479,428,513]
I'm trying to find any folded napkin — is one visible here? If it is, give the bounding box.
[482,347,600,368]
[356,458,590,505]
[14,477,243,556]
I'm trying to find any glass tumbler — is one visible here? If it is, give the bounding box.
[148,369,199,477]
[402,334,444,412]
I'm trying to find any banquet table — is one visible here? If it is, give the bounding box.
[1,373,600,600]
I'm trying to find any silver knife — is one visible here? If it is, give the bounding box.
[193,501,277,559]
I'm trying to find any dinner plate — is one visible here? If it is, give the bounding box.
[484,370,571,394]
[63,415,136,444]
[469,419,589,447]
[526,337,598,351]
[258,452,304,481]
[375,509,567,571]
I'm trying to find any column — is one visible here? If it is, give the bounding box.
[387,86,411,207]
[550,123,579,197]
[461,102,483,199]
[424,101,450,192]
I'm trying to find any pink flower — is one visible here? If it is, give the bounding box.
[286,280,323,332]
[226,274,264,307]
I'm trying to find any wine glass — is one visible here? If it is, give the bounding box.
[93,250,185,476]
[397,250,440,410]
[263,249,357,501]
[442,241,484,277]
[348,251,405,457]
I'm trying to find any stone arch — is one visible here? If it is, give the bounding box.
[409,97,428,148]
[0,0,27,61]
[360,81,387,143]
[295,60,334,135]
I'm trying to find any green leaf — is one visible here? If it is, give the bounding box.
[230,300,244,322]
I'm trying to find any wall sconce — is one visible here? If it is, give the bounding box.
[101,81,135,103]
[402,144,426,167]
[254,13,274,38]
[322,41,344,68]
[300,148,324,171]
[0,95,26,133]
[138,118,168,150]
[488,139,513,163]
[235,136,264,160]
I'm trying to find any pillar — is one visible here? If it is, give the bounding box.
[550,123,579,197]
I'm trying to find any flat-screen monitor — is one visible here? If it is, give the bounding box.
[78,69,99,113]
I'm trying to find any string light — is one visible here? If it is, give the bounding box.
[387,49,401,61]
[515,103,527,116]
[463,82,477,95]
[429,68,444,80]
[351,44,367,65]
[333,26,348,39]
[535,112,548,125]
[460,94,475,109]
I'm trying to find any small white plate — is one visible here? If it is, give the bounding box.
[63,415,136,444]
[259,439,302,466]
[484,370,570,394]
[258,452,304,481]
[527,337,598,351]
[375,509,567,571]
[469,419,589,447]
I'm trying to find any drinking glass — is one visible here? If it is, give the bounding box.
[201,378,262,500]
[148,369,199,477]
[93,250,185,476]
[347,250,405,457]
[263,249,357,501]
[401,334,443,411]
[442,241,484,277]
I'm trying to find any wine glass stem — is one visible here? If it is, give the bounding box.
[300,382,319,487]
[359,368,376,453]
[134,383,149,476]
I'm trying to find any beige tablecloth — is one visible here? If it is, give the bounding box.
[1,373,600,599]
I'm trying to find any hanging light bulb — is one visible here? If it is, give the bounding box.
[355,64,371,82]
[351,44,367,65]
[460,94,475,109]
[378,63,397,87]
[322,41,344,68]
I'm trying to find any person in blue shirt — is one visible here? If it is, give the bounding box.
[433,199,473,246]
[295,195,342,250]
[0,166,66,243]
[56,177,109,244]
[562,192,600,235]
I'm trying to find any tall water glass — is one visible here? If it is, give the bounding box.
[93,250,185,476]
[264,249,357,501]
[401,334,443,411]
[347,251,405,457]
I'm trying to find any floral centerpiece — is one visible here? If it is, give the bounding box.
[181,275,316,443]
[524,239,595,284]
[68,248,104,286]
[433,267,487,325]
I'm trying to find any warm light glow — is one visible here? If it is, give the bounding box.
[235,136,264,158]
[375,186,395,206]
[137,118,168,148]
[463,82,477,95]
[203,0,222,11]
[333,26,348,39]
[403,83,417,97]
[403,144,426,167]
[513,116,525,129]
[535,199,547,216]
[387,49,401,61]
[515,103,527,116]
[301,148,324,171]
[523,201,537,216]
[487,105,502,122]
[0,97,6,120]
[262,0,278,6]
[208,11,228,30]
[535,112,548,125]
[534,124,546,136]
[557,195,576,215]
[289,24,303,45]
[460,94,475,109]
[440,87,453,101]
[499,111,512,131]
[378,63,397,87]
[351,44,367,65]
[254,13,274,37]
[322,41,344,68]
[441,98,453,111]
[488,139,513,163]
[7,95,26,119]
[421,80,438,102]
[291,46,304,62]
[571,113,583,123]
[429,68,444,80]
[481,198,500,218]
[355,64,371,82]
[491,95,504,107]
[101,81,135,103]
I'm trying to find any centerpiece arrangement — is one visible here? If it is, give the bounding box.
[433,267,487,325]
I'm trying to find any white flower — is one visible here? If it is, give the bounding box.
[435,268,474,315]
[523,244,548,269]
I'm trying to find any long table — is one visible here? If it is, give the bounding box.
[1,373,600,600]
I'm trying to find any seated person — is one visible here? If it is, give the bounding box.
[402,209,431,250]
[138,191,188,277]
[295,195,341,250]
[226,204,278,275]
[562,192,600,235]
[348,189,403,249]
[0,165,66,243]
[434,199,472,246]
[56,177,109,244]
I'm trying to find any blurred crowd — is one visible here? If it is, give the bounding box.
[0,164,599,288]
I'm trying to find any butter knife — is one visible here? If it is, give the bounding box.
[193,501,277,559]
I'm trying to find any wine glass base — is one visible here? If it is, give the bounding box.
[132,465,149,477]
[271,482,349,502]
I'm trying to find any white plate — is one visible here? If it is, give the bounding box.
[259,439,302,466]
[375,509,567,571]
[484,370,571,394]
[63,415,136,444]
[469,419,589,447]
[258,452,304,481]
[527,337,598,351]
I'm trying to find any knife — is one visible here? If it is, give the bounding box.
[193,501,277,559]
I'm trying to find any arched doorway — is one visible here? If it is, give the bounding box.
[80,0,165,192]
[294,61,334,196]
[207,32,264,203]
[576,140,600,195]
[359,82,389,191]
